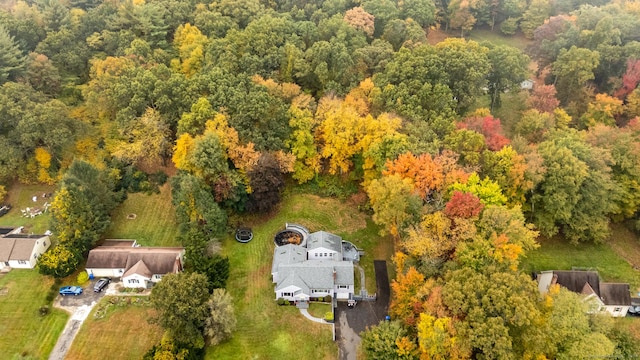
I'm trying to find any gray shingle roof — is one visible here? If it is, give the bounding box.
[307,231,342,254]
[271,244,307,274]
[275,260,354,291]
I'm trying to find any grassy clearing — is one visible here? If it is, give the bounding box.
[468,28,532,50]
[207,192,388,360]
[66,297,162,360]
[0,183,57,234]
[104,184,181,247]
[0,270,69,359]
[520,234,640,289]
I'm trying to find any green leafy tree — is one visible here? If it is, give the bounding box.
[520,0,551,39]
[485,44,530,110]
[449,173,507,206]
[552,46,600,105]
[531,129,619,242]
[435,38,490,112]
[361,320,417,360]
[150,272,211,349]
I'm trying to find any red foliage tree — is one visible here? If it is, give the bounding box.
[527,84,560,113]
[615,59,640,99]
[457,115,510,151]
[444,191,484,219]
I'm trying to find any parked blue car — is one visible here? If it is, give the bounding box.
[59,286,83,296]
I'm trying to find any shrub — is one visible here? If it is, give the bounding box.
[277,298,287,305]
[77,271,89,284]
[324,311,334,322]
[323,295,332,303]
[45,291,55,303]
[39,305,50,316]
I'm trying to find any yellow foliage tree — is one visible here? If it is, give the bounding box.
[173,23,208,77]
[580,93,624,127]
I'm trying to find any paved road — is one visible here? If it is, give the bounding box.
[335,260,390,360]
[48,280,110,360]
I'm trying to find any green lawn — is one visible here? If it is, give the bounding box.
[66,297,163,360]
[468,28,532,50]
[207,192,390,360]
[308,302,332,319]
[0,183,57,234]
[520,235,640,290]
[103,184,181,247]
[0,270,69,359]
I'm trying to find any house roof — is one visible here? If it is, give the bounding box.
[277,272,310,294]
[86,246,184,275]
[275,260,354,291]
[272,244,307,274]
[0,238,16,262]
[123,259,153,279]
[545,270,631,307]
[0,234,48,262]
[553,270,601,296]
[600,283,631,306]
[9,238,37,260]
[307,231,342,254]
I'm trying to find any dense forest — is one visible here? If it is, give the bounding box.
[2,0,640,358]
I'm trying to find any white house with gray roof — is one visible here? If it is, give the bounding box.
[272,226,357,302]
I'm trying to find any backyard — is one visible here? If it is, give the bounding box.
[0,270,69,359]
[103,183,181,247]
[521,223,640,290]
[0,183,56,234]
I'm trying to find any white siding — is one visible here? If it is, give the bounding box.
[87,268,124,278]
[604,305,629,317]
[123,273,150,288]
[307,247,337,260]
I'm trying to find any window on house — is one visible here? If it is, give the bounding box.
[43,241,47,246]
[119,269,124,274]
[338,285,348,289]
[324,253,328,257]
[17,260,27,264]
[614,307,622,312]
[129,279,139,284]
[282,292,293,297]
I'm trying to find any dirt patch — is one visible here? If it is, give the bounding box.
[427,28,451,45]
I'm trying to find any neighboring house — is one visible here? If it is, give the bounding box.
[85,239,184,289]
[521,79,534,90]
[272,224,359,303]
[0,227,50,270]
[537,270,631,317]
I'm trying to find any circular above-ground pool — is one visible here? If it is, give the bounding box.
[274,229,304,247]
[235,227,253,243]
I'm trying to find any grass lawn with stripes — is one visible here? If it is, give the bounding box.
[103,183,181,247]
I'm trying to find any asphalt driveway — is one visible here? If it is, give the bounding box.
[49,279,111,360]
[335,260,390,360]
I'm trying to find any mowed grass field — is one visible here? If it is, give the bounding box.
[521,228,640,290]
[0,270,69,359]
[104,183,181,247]
[207,193,391,360]
[0,183,57,234]
[65,298,163,360]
